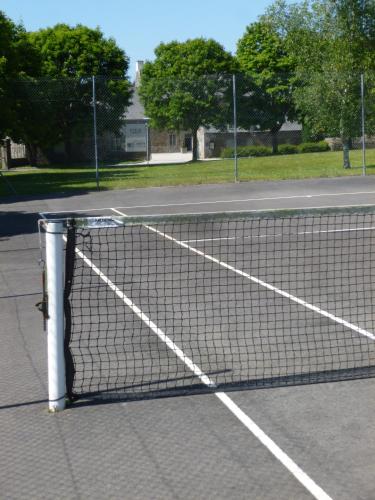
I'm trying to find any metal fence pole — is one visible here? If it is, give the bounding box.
[360,73,366,176]
[232,74,238,182]
[92,76,100,190]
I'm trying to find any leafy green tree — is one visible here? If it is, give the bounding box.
[265,0,375,167]
[21,24,132,163]
[139,38,236,161]
[236,20,297,153]
[0,11,39,139]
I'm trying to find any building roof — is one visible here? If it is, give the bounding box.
[202,121,302,133]
[125,87,146,120]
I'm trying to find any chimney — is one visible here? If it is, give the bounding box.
[135,60,144,86]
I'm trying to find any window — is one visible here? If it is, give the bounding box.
[128,127,143,136]
[169,134,177,148]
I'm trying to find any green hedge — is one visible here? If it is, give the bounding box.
[221,145,272,158]
[278,144,299,155]
[221,141,330,158]
[298,141,330,153]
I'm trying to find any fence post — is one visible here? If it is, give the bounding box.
[92,76,100,190]
[232,74,238,182]
[360,73,366,176]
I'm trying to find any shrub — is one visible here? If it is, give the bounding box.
[220,141,330,158]
[298,141,330,153]
[221,145,272,158]
[277,144,299,155]
[301,125,325,143]
[220,147,234,158]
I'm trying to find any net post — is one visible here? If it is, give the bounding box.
[46,221,66,412]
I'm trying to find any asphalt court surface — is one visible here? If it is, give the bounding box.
[1,176,375,499]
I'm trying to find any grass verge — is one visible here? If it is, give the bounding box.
[1,149,374,197]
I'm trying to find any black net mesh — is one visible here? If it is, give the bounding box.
[63,211,375,402]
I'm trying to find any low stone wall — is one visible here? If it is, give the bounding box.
[325,136,375,151]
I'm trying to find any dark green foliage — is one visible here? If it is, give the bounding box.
[221,141,330,158]
[278,144,299,154]
[139,38,236,160]
[27,24,128,78]
[301,124,325,143]
[15,24,132,163]
[221,145,273,158]
[265,0,375,168]
[298,141,330,153]
[0,11,40,138]
[236,20,297,153]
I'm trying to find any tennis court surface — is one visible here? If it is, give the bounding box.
[2,177,375,499]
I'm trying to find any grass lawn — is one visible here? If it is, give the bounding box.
[1,149,375,197]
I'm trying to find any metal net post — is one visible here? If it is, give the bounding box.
[46,221,66,411]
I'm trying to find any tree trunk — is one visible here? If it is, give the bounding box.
[1,138,12,170]
[270,126,282,154]
[271,131,278,154]
[192,128,199,161]
[64,138,72,163]
[26,143,38,166]
[64,135,73,164]
[342,138,351,168]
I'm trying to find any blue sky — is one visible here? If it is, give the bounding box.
[1,0,281,79]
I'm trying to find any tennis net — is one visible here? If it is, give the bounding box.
[41,207,375,408]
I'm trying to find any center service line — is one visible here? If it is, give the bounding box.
[112,208,375,342]
[111,207,333,500]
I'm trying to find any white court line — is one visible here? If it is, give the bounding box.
[68,240,216,390]
[215,392,332,500]
[73,224,332,500]
[112,208,375,342]
[40,189,375,215]
[111,190,375,210]
[181,226,375,243]
[112,203,375,219]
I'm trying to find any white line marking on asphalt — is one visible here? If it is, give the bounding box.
[70,242,216,390]
[39,189,375,215]
[215,392,333,500]
[181,226,375,243]
[112,203,375,219]
[111,190,375,210]
[70,210,333,500]
[112,208,375,342]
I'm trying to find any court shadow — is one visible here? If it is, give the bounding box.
[0,211,41,238]
[66,365,375,409]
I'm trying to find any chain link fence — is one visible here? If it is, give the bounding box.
[1,71,374,187]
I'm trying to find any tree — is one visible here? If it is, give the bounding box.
[265,0,375,167]
[236,20,297,153]
[0,11,39,139]
[21,24,132,163]
[139,39,236,161]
